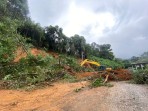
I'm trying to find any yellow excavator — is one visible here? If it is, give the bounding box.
[80,59,112,83]
[80,59,112,71]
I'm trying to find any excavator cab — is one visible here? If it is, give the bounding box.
[98,65,106,71]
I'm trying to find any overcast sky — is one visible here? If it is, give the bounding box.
[28,0,148,59]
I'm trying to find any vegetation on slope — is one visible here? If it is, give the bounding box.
[132,65,148,84]
[88,56,124,69]
[0,0,136,89]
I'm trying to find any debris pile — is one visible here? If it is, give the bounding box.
[112,69,132,80]
[75,69,132,81]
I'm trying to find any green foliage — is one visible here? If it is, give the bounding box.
[1,54,66,88]
[98,44,114,60]
[132,67,148,84]
[18,22,116,60]
[0,0,29,20]
[60,55,82,72]
[0,0,7,18]
[0,0,128,89]
[65,57,81,72]
[17,20,45,47]
[89,43,114,60]
[0,0,116,61]
[70,34,86,57]
[122,59,131,68]
[91,77,114,88]
[63,73,77,83]
[89,56,124,69]
[0,17,21,63]
[44,25,66,52]
[91,78,104,87]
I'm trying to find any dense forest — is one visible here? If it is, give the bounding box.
[0,0,148,88]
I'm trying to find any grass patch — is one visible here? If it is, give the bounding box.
[90,77,114,88]
[63,73,78,83]
[91,78,104,87]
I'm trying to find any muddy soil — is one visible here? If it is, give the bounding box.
[75,69,132,81]
[0,81,148,111]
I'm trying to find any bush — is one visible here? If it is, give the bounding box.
[63,73,77,83]
[0,17,26,79]
[59,55,84,72]
[132,68,148,84]
[0,17,20,63]
[2,54,66,88]
[91,78,104,87]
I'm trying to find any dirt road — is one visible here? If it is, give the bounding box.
[0,81,148,111]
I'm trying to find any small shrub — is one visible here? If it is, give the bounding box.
[63,73,77,83]
[60,55,83,72]
[132,68,148,84]
[91,78,104,87]
[74,88,82,92]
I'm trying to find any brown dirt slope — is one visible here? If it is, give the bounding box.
[14,47,58,62]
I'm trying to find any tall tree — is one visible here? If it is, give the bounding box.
[17,20,44,47]
[90,42,100,56]
[44,26,57,50]
[0,0,29,19]
[71,34,86,57]
[98,44,114,60]
[44,25,67,52]
[0,0,7,18]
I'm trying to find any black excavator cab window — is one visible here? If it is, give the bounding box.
[98,65,106,71]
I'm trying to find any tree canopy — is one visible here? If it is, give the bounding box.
[18,21,115,60]
[0,0,29,20]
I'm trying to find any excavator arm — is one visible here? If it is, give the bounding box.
[80,59,112,83]
[81,59,112,71]
[80,59,101,67]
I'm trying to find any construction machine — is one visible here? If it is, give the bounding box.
[81,59,112,71]
[80,59,112,83]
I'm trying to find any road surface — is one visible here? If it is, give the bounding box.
[0,81,148,111]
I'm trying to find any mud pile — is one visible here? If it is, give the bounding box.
[75,69,132,81]
[111,69,132,80]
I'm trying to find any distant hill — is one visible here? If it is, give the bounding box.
[131,51,148,63]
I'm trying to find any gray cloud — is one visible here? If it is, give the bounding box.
[28,0,148,58]
[28,0,71,26]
